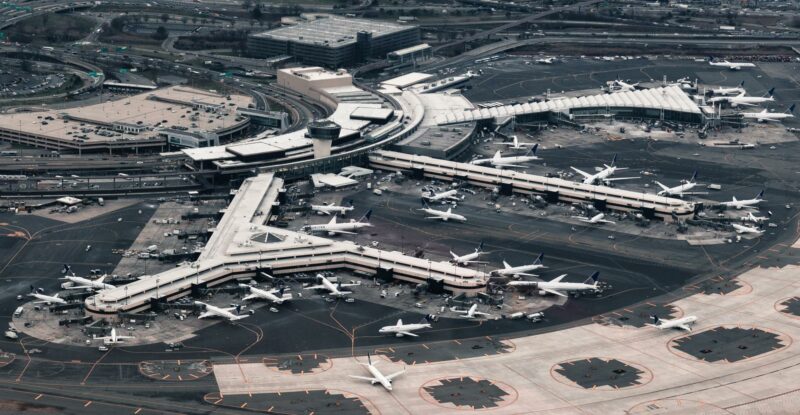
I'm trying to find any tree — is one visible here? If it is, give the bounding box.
[251,5,262,20]
[154,26,168,40]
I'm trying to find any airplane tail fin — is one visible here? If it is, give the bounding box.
[651,315,660,325]
[478,241,484,252]
[420,198,429,209]
[584,271,600,285]
[348,199,354,207]
[739,80,744,88]
[367,353,372,366]
[422,314,435,324]
[690,170,698,182]
[361,209,373,222]
[610,153,618,167]
[767,87,775,97]
[528,143,539,156]
[756,189,765,200]
[534,253,544,265]
[788,104,796,114]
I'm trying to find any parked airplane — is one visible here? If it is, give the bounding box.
[423,189,461,202]
[61,274,115,291]
[501,135,536,150]
[450,242,487,265]
[450,303,494,319]
[418,200,466,222]
[708,88,774,107]
[646,315,697,332]
[606,78,638,92]
[571,154,639,185]
[304,274,360,298]
[240,284,292,304]
[708,57,755,70]
[470,145,540,169]
[350,354,405,391]
[303,210,372,235]
[93,328,135,345]
[508,271,601,297]
[491,254,546,278]
[741,211,770,224]
[740,104,795,123]
[311,200,354,216]
[711,81,745,96]
[339,166,373,178]
[379,315,433,337]
[732,223,764,235]
[28,292,66,305]
[654,171,707,197]
[195,301,250,321]
[572,212,615,225]
[535,57,557,64]
[720,190,765,210]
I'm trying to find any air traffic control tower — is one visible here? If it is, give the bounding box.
[307,119,341,158]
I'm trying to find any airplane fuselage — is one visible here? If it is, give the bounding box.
[379,323,431,337]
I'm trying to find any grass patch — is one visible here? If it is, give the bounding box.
[6,13,95,44]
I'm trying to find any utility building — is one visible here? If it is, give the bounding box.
[247,16,420,67]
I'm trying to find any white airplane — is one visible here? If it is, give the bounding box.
[708,88,774,107]
[339,166,373,178]
[501,135,536,150]
[654,171,707,198]
[711,81,745,96]
[471,145,540,168]
[669,77,696,90]
[350,354,405,391]
[450,303,494,319]
[740,104,795,123]
[720,190,765,210]
[240,284,292,304]
[708,57,755,70]
[311,200,354,216]
[572,212,615,225]
[304,274,360,298]
[732,223,764,235]
[29,292,66,305]
[195,301,250,321]
[741,211,770,224]
[423,189,461,202]
[491,253,546,278]
[379,316,433,337]
[61,273,115,291]
[646,315,697,332]
[571,154,639,186]
[508,271,601,297]
[303,210,372,235]
[450,242,487,265]
[419,200,466,222]
[606,78,639,92]
[93,327,135,345]
[535,57,557,64]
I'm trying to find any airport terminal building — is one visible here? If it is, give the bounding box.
[247,16,421,67]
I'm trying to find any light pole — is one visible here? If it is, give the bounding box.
[156,278,160,299]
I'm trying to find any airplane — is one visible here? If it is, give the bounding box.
[378,315,433,337]
[501,135,536,150]
[535,57,557,64]
[507,271,601,297]
[349,354,405,391]
[418,200,466,222]
[450,303,494,319]
[668,77,696,90]
[741,211,770,224]
[240,284,292,304]
[491,253,546,278]
[708,57,756,70]
[720,190,765,210]
[93,327,135,345]
[732,223,764,235]
[646,315,697,332]
[470,145,540,169]
[423,189,461,202]
[708,88,774,107]
[572,212,615,225]
[29,292,67,305]
[740,104,795,123]
[606,78,639,92]
[654,171,707,198]
[195,301,250,321]
[571,154,639,186]
[311,200,354,216]
[339,166,373,178]
[711,81,745,96]
[450,242,488,265]
[61,273,115,291]
[304,274,360,298]
[302,209,372,235]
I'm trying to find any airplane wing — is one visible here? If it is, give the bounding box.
[474,311,494,317]
[349,375,378,382]
[198,311,214,319]
[242,294,258,301]
[426,216,445,220]
[331,230,357,235]
[571,167,592,178]
[304,284,327,290]
[604,176,640,181]
[494,163,526,169]
[93,336,112,341]
[463,260,489,264]
[117,335,136,340]
[679,191,708,196]
[735,102,757,107]
[677,324,692,332]
[65,285,92,290]
[338,283,361,287]
[319,210,331,215]
[513,272,538,277]
[550,274,567,284]
[398,331,418,337]
[386,370,405,380]
[449,308,468,314]
[230,315,250,321]
[760,118,780,122]
[541,288,568,297]
[654,181,670,191]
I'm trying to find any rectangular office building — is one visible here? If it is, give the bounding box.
[247,16,420,68]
